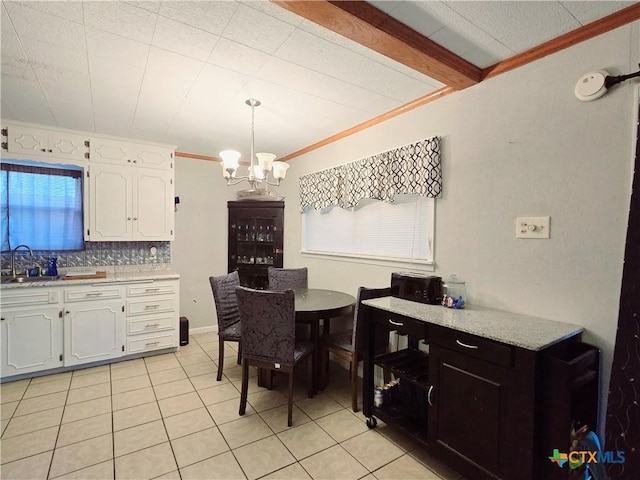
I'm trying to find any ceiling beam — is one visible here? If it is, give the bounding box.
[272,0,482,90]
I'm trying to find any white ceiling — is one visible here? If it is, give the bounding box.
[0,1,635,161]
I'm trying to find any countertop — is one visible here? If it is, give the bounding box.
[362,296,583,351]
[0,270,180,289]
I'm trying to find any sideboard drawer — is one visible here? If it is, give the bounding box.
[372,309,427,339]
[431,325,513,368]
[127,314,175,335]
[127,331,177,354]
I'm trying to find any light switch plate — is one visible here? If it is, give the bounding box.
[516,216,550,239]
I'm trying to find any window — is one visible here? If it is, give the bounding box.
[303,194,434,265]
[1,162,84,251]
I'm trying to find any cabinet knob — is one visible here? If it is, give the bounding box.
[48,149,53,153]
[133,217,138,220]
[0,317,4,321]
[128,159,132,163]
[41,148,47,152]
[127,217,132,220]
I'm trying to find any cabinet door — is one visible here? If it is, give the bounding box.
[133,168,174,240]
[133,145,173,170]
[6,124,87,161]
[227,201,284,288]
[64,300,124,366]
[428,344,511,479]
[1,307,63,377]
[90,138,174,170]
[89,163,133,240]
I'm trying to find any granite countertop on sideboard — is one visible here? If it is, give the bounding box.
[0,268,180,289]
[362,296,584,351]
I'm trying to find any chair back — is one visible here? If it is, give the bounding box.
[236,286,296,364]
[267,266,308,291]
[209,272,241,331]
[353,286,391,351]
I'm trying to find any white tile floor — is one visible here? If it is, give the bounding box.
[0,332,464,480]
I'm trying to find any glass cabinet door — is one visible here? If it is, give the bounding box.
[228,201,284,289]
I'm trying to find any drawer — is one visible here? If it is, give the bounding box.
[431,326,513,368]
[372,309,427,339]
[127,283,175,297]
[127,298,175,316]
[127,331,178,354]
[127,314,175,335]
[1,289,59,308]
[64,287,122,302]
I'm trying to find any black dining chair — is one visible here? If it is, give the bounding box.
[267,266,308,291]
[236,286,315,427]
[320,286,391,412]
[209,272,242,381]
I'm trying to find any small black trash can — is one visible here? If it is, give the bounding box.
[180,316,189,346]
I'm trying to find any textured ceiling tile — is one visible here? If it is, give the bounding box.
[560,1,635,25]
[159,1,237,35]
[89,57,145,98]
[12,0,84,23]
[207,37,270,76]
[0,86,55,125]
[152,15,219,61]
[4,1,86,52]
[22,38,89,77]
[123,1,162,14]
[446,1,579,52]
[49,99,95,131]
[222,3,297,54]
[145,46,203,79]
[85,27,150,68]
[257,56,397,112]
[240,0,305,27]
[185,64,248,107]
[83,1,157,44]
[41,77,92,107]
[1,74,42,101]
[375,0,447,37]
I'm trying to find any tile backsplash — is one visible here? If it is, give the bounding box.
[1,241,171,273]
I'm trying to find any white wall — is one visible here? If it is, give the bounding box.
[172,22,638,431]
[277,22,639,434]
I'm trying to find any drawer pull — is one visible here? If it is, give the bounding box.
[456,339,479,350]
[145,323,160,328]
[145,288,160,292]
[144,304,160,309]
[145,341,160,347]
[388,319,404,327]
[427,385,434,407]
[85,292,103,297]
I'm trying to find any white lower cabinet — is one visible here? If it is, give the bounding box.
[64,301,125,366]
[125,280,179,354]
[1,306,63,377]
[0,277,180,380]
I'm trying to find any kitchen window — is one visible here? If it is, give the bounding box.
[303,194,435,266]
[1,162,84,251]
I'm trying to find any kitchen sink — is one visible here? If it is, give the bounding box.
[1,275,61,284]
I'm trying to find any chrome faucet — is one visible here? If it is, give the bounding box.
[10,244,33,277]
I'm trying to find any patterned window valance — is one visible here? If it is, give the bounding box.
[299,136,441,212]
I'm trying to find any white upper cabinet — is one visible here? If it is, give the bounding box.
[4,123,88,162]
[90,137,174,170]
[88,163,174,241]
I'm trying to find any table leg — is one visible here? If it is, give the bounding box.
[311,319,320,394]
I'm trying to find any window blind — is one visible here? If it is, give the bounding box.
[303,195,434,262]
[1,163,84,251]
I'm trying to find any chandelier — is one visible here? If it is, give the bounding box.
[219,99,289,196]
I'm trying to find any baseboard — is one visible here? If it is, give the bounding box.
[188,325,218,335]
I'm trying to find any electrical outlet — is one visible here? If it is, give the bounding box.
[516,216,550,239]
[149,246,157,259]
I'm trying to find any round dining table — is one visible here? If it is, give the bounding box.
[258,288,356,393]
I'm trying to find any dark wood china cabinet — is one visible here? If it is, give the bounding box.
[227,201,284,289]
